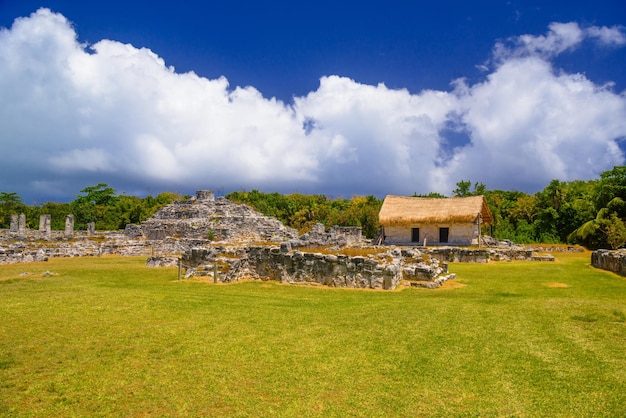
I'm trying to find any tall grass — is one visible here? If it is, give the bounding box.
[0,252,625,416]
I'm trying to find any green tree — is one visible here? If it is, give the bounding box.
[604,213,626,249]
[509,194,538,225]
[595,166,626,211]
[71,184,118,229]
[453,180,486,197]
[453,180,472,197]
[568,199,623,249]
[0,192,25,228]
[567,167,626,248]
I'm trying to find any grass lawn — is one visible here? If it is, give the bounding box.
[0,251,625,416]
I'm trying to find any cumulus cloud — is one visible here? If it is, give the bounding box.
[0,8,625,202]
[449,57,626,190]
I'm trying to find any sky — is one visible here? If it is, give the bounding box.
[1,1,625,203]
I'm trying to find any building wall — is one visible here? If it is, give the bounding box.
[383,222,478,246]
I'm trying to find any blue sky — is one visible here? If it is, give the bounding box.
[1,1,625,202]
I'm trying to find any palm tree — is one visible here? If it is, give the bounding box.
[568,198,626,248]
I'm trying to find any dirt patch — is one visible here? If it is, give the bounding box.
[545,282,570,288]
[440,281,466,289]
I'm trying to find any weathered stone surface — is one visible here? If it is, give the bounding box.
[424,247,549,263]
[146,256,179,267]
[39,214,51,237]
[178,245,458,290]
[291,223,362,248]
[591,249,626,276]
[64,215,74,237]
[180,245,404,290]
[137,195,298,243]
[0,246,48,264]
[18,214,26,235]
[9,215,18,233]
[124,224,144,238]
[195,190,215,201]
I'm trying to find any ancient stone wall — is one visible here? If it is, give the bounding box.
[179,245,458,290]
[0,227,232,265]
[290,223,362,248]
[591,249,626,276]
[183,245,403,289]
[0,247,49,264]
[424,247,554,262]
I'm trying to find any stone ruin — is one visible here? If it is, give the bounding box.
[1,189,563,289]
[591,249,626,275]
[0,190,366,267]
[175,245,456,290]
[289,223,362,248]
[132,191,459,289]
[133,190,299,242]
[6,213,93,240]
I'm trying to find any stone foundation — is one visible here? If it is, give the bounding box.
[591,249,626,276]
[423,247,554,263]
[291,223,362,247]
[0,230,217,265]
[179,245,459,290]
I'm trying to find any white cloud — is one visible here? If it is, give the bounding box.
[448,57,626,191]
[294,76,457,194]
[493,21,626,62]
[586,25,626,46]
[0,8,625,201]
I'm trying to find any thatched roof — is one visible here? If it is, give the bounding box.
[378,195,493,226]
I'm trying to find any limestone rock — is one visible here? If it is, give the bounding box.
[592,249,626,276]
[138,194,298,243]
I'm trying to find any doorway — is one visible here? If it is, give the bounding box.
[411,228,420,243]
[439,227,449,243]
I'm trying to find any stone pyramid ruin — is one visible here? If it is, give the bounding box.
[134,190,299,243]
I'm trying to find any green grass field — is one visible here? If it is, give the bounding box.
[1,252,625,416]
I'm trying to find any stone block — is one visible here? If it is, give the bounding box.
[64,215,74,237]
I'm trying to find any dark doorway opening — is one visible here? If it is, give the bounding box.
[411,228,420,243]
[439,227,449,243]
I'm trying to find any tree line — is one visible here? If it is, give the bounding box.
[0,184,182,232]
[1,166,625,249]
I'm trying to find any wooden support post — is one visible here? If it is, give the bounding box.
[214,263,218,283]
[178,259,182,281]
[478,212,482,249]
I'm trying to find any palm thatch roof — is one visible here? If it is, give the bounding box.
[378,195,493,226]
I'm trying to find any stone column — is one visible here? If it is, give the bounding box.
[64,215,74,237]
[18,214,26,235]
[196,190,215,201]
[9,214,18,233]
[39,214,51,238]
[87,222,95,236]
